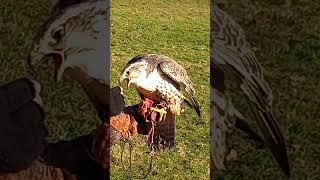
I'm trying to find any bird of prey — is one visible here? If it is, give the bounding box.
[120,53,201,148]
[211,4,290,176]
[28,0,109,121]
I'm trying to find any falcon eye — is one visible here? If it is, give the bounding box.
[52,30,63,42]
[50,26,65,43]
[126,71,130,75]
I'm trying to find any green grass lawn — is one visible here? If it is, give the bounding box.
[110,0,210,179]
[215,1,320,179]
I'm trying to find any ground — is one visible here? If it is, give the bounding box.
[110,0,210,179]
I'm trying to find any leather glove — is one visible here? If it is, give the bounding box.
[0,78,47,172]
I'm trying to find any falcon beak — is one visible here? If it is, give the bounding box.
[51,53,64,82]
[28,46,65,82]
[119,76,130,88]
[127,79,133,87]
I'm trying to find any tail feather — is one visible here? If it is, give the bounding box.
[184,99,193,107]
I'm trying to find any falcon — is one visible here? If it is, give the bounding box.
[211,4,290,176]
[120,53,201,148]
[28,0,109,121]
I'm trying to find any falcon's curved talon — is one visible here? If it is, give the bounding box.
[150,107,167,122]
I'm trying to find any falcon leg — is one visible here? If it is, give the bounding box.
[150,107,167,122]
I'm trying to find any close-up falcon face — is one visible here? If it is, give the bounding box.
[119,61,148,88]
[28,0,108,82]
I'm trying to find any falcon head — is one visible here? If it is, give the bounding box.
[119,56,149,88]
[28,0,108,82]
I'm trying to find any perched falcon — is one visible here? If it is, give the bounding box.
[120,54,201,148]
[211,4,290,176]
[28,0,109,121]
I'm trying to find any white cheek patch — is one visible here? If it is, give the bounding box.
[136,69,158,91]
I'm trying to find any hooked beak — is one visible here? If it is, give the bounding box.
[28,46,64,82]
[119,74,131,88]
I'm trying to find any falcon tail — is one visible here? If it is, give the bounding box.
[253,107,290,176]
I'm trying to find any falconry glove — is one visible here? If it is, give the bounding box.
[0,78,47,172]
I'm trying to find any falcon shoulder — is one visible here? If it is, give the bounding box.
[212,6,264,80]
[211,5,290,176]
[212,6,273,104]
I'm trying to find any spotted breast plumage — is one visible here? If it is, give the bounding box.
[211,3,290,176]
[120,53,201,148]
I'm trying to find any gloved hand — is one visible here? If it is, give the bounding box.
[0,78,47,172]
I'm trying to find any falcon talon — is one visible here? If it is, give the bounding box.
[150,107,167,122]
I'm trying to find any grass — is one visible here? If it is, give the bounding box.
[110,0,210,179]
[215,0,320,179]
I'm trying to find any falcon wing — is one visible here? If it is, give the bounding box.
[158,59,201,117]
[211,5,290,175]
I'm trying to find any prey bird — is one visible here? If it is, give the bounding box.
[28,0,109,121]
[120,53,201,149]
[210,4,290,176]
